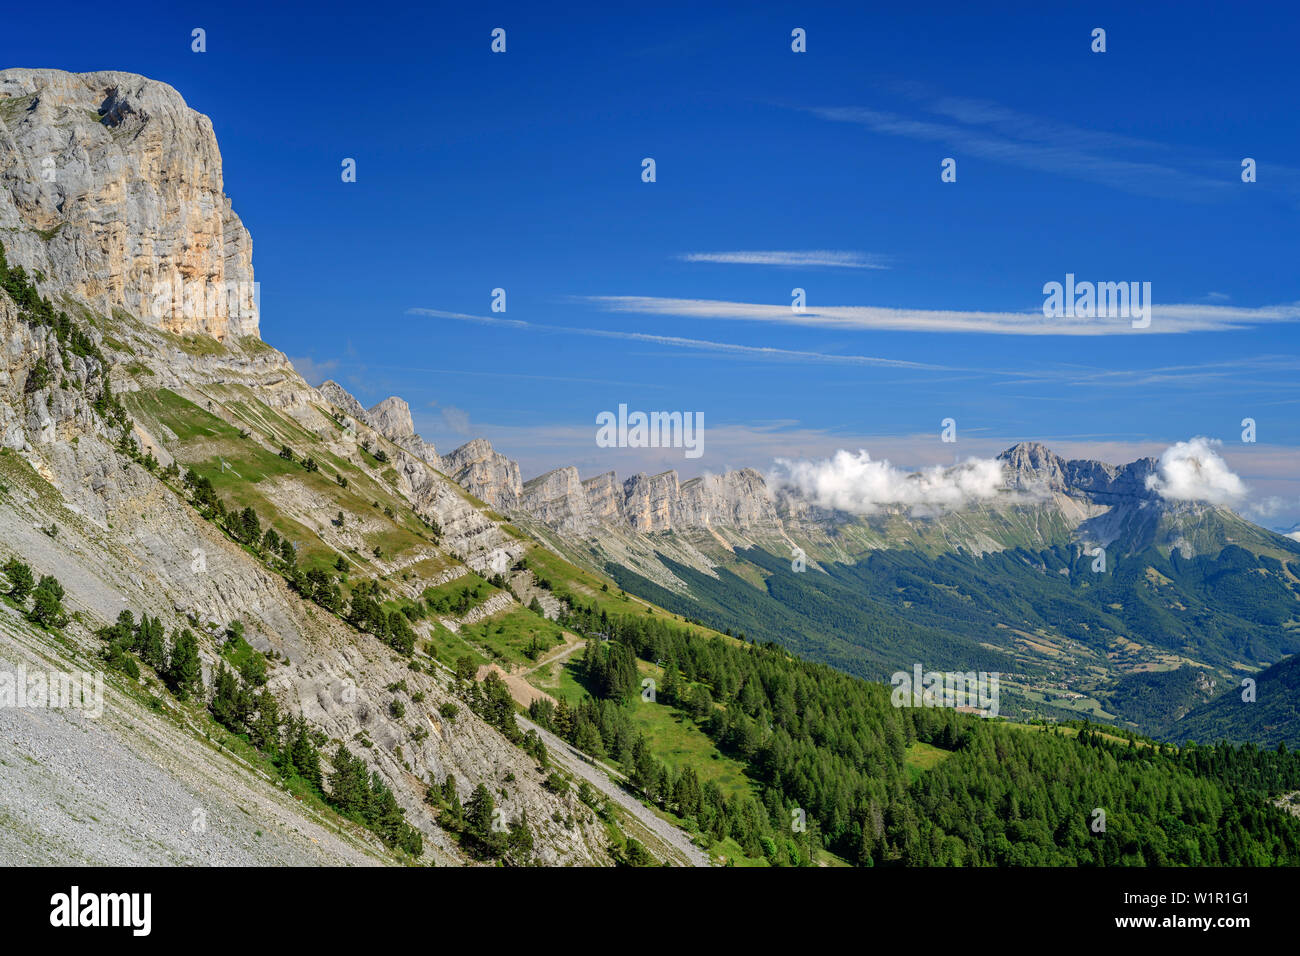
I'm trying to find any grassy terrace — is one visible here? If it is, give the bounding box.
[124,387,439,573]
[456,607,565,668]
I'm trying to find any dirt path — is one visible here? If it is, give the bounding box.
[514,712,711,868]
[475,663,556,709]
[521,636,586,676]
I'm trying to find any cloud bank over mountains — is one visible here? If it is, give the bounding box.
[769,438,1252,516]
[769,450,1005,516]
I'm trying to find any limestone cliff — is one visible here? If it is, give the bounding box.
[367,395,441,467]
[0,69,257,340]
[521,466,595,534]
[441,438,522,510]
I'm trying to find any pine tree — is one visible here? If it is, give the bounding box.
[165,628,202,700]
[507,809,534,863]
[138,615,167,671]
[28,575,66,627]
[210,663,248,732]
[249,691,281,752]
[289,718,322,789]
[466,782,494,839]
[3,558,34,602]
[238,506,260,545]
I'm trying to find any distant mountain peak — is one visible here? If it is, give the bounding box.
[999,442,1068,491]
[367,396,414,440]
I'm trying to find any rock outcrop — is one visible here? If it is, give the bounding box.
[679,468,779,528]
[998,441,1159,502]
[582,472,623,523]
[367,396,414,440]
[317,380,369,423]
[0,69,258,340]
[515,464,781,535]
[521,467,595,534]
[441,438,522,510]
[621,471,681,532]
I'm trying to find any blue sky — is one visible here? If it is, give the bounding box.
[8,1,1300,523]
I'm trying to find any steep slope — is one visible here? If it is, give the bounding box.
[0,258,616,864]
[0,68,724,866]
[1169,655,1300,749]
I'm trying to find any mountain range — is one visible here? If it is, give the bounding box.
[3,68,1299,869]
[311,370,1300,736]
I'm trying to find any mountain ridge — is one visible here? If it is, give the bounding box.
[302,376,1293,575]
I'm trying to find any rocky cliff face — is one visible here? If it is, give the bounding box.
[621,471,680,532]
[998,441,1158,502]
[366,395,441,468]
[521,466,595,534]
[0,71,621,866]
[582,472,623,523]
[367,396,414,440]
[318,379,369,423]
[314,382,442,469]
[0,69,257,340]
[516,463,781,536]
[441,438,522,510]
[679,469,779,528]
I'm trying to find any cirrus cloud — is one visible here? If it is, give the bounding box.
[677,250,891,269]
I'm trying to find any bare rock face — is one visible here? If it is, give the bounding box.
[367,395,441,466]
[999,441,1159,503]
[582,471,624,524]
[999,442,1068,493]
[442,438,522,510]
[521,467,595,534]
[678,468,779,528]
[519,466,781,535]
[0,69,257,340]
[367,396,414,440]
[317,380,369,423]
[0,294,102,452]
[622,471,681,532]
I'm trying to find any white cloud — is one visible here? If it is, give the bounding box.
[1145,437,1248,505]
[583,295,1300,336]
[408,307,943,368]
[677,250,890,269]
[806,99,1238,202]
[769,449,1005,516]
